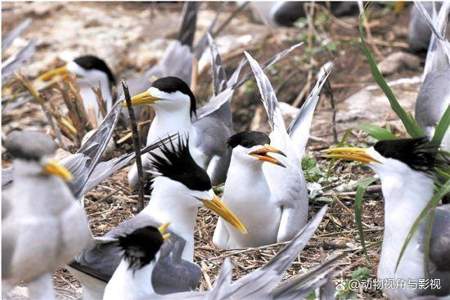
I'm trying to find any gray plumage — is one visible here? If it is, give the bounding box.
[2,131,91,298]
[3,130,56,160]
[413,1,450,149]
[243,52,331,244]
[409,2,439,52]
[2,19,36,81]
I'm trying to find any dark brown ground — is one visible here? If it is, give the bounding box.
[2,2,427,299]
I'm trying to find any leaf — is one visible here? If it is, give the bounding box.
[431,105,450,145]
[355,176,379,261]
[395,179,450,272]
[358,14,424,138]
[358,123,397,141]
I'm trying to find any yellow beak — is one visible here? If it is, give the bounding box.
[42,160,73,181]
[249,144,286,167]
[323,147,379,164]
[122,91,160,107]
[37,66,69,82]
[201,195,248,234]
[158,222,171,241]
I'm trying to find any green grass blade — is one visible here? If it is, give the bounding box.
[358,15,424,138]
[358,123,397,141]
[355,176,379,261]
[431,105,450,145]
[395,179,450,272]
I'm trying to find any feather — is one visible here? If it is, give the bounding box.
[2,18,32,52]
[207,33,228,95]
[287,62,333,158]
[177,2,200,49]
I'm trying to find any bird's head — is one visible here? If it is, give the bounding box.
[38,55,115,87]
[324,137,445,178]
[125,76,196,118]
[4,130,73,181]
[150,135,247,234]
[118,224,170,271]
[227,131,286,168]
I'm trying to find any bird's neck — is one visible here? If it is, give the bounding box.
[377,170,435,286]
[104,259,155,299]
[146,107,192,144]
[143,178,198,261]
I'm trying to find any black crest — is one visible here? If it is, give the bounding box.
[228,131,271,149]
[74,55,116,85]
[152,77,197,118]
[119,226,164,271]
[4,130,56,160]
[150,135,211,191]
[374,137,447,174]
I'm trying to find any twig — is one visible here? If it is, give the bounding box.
[122,80,145,212]
[212,2,249,37]
[15,73,64,147]
[92,85,107,119]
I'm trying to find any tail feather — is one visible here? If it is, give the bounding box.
[178,2,200,48]
[287,62,333,158]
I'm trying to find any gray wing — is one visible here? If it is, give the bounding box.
[212,206,328,299]
[2,39,36,81]
[415,68,450,134]
[207,33,228,95]
[287,62,333,158]
[177,2,200,49]
[152,236,201,294]
[2,19,31,52]
[430,204,450,271]
[245,51,287,135]
[415,1,450,75]
[272,253,344,300]
[71,212,199,294]
[2,167,14,190]
[62,101,121,198]
[82,135,175,194]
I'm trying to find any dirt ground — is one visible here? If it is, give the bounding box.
[2,2,430,299]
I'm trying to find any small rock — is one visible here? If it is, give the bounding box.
[378,51,421,76]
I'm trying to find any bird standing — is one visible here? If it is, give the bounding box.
[326,137,450,299]
[2,131,92,300]
[67,136,246,299]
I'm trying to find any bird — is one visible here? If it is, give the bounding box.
[1,130,92,300]
[102,205,341,300]
[66,135,247,299]
[413,2,450,151]
[37,54,116,127]
[127,41,304,189]
[408,2,449,53]
[212,51,332,249]
[249,1,359,27]
[325,137,450,299]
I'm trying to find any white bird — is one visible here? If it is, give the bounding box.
[2,131,92,300]
[326,137,450,299]
[213,51,333,249]
[413,1,450,151]
[67,135,247,300]
[37,55,116,127]
[103,205,342,300]
[127,42,304,189]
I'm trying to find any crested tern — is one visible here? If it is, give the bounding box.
[213,52,332,248]
[413,1,450,151]
[67,135,246,299]
[37,55,116,127]
[127,41,304,190]
[2,131,91,300]
[326,137,450,298]
[103,205,340,300]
